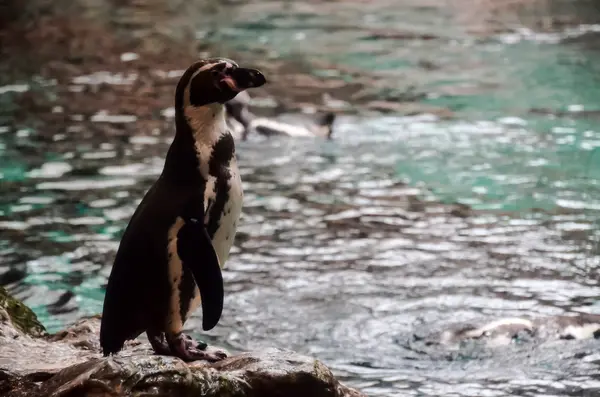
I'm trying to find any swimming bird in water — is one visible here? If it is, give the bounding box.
[429,314,600,348]
[225,92,336,140]
[100,58,266,362]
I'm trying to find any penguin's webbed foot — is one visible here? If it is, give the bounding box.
[167,332,227,363]
[148,331,209,355]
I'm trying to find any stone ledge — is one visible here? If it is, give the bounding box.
[0,293,366,397]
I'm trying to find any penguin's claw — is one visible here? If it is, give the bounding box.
[213,350,228,360]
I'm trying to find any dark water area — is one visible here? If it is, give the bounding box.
[3,0,600,396]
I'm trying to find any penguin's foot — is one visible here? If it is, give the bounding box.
[167,332,227,363]
[148,331,208,355]
[182,332,208,350]
[148,331,171,355]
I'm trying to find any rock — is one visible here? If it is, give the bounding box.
[23,349,364,397]
[0,293,366,397]
[0,286,46,337]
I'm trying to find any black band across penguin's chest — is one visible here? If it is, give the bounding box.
[205,133,236,239]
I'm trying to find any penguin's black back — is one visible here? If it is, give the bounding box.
[100,178,173,354]
[99,136,203,354]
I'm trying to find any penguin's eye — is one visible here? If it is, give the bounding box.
[212,63,228,73]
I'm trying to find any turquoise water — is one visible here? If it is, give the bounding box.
[205,2,600,215]
[3,1,600,396]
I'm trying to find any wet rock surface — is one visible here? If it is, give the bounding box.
[0,312,366,397]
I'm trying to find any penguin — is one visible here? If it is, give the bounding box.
[99,58,266,362]
[432,314,600,348]
[437,317,534,347]
[225,93,336,140]
[224,91,252,140]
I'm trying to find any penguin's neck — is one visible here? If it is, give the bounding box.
[165,103,230,184]
[184,103,228,146]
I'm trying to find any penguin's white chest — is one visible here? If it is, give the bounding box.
[205,158,243,266]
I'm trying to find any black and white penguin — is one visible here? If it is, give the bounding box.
[99,58,266,362]
[225,93,336,140]
[431,314,600,348]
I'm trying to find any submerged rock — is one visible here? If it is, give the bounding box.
[0,294,365,397]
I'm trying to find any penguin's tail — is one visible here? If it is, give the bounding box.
[99,330,125,357]
[99,312,130,357]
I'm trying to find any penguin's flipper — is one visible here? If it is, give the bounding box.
[177,206,224,332]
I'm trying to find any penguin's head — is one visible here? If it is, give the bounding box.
[176,58,267,110]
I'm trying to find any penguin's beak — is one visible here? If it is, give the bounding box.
[221,67,267,92]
